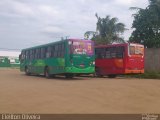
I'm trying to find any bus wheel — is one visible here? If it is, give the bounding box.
[95,67,103,77]
[45,67,51,79]
[65,74,74,79]
[25,67,30,75]
[108,74,116,78]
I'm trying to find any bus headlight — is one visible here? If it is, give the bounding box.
[90,61,95,65]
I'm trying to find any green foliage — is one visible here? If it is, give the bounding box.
[84,31,97,40]
[88,13,126,45]
[128,72,160,79]
[129,0,160,48]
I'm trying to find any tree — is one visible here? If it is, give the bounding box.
[92,13,126,45]
[129,0,160,48]
[84,31,97,40]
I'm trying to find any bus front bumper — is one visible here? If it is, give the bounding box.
[125,69,144,74]
[65,66,95,74]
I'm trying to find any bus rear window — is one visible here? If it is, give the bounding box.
[95,46,124,59]
[69,40,93,55]
[129,45,144,55]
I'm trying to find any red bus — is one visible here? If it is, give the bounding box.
[95,43,144,78]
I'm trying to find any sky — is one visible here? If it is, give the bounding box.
[0,0,149,51]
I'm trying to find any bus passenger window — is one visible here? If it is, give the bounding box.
[105,51,111,58]
[97,54,102,58]
[26,51,29,59]
[30,50,33,60]
[21,51,25,60]
[95,48,104,59]
[46,46,52,58]
[35,49,39,59]
[129,46,135,55]
[41,48,46,59]
[38,49,41,59]
[116,46,124,58]
[62,44,65,51]
[110,47,116,58]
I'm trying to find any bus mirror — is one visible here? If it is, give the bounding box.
[19,54,24,62]
[19,54,21,60]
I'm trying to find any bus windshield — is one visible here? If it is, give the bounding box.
[69,40,94,55]
[129,44,144,55]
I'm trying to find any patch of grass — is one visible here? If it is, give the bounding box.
[126,72,160,79]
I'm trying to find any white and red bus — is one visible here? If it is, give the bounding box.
[95,43,144,78]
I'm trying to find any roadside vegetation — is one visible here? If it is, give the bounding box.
[127,72,160,79]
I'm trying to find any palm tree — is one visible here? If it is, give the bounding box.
[94,13,126,44]
[84,31,97,40]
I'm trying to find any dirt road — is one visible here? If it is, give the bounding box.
[0,68,160,113]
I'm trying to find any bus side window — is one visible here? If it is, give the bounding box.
[95,48,101,58]
[23,51,25,60]
[105,48,111,58]
[21,51,25,61]
[116,46,124,58]
[110,47,116,58]
[26,50,29,60]
[95,48,105,59]
[51,45,55,58]
[58,44,61,57]
[46,46,52,58]
[28,50,30,60]
[29,50,31,60]
[129,46,135,55]
[30,50,35,60]
[40,48,44,59]
[30,50,32,60]
[53,48,57,58]
[35,49,38,59]
[55,44,58,58]
[32,49,35,59]
[61,43,65,57]
[38,49,41,59]
[20,51,24,62]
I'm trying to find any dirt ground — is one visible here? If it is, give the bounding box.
[0,68,160,113]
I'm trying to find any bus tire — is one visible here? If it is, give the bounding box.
[45,67,51,79]
[65,74,74,79]
[108,74,116,78]
[25,67,31,75]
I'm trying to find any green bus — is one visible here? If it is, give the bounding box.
[19,39,95,78]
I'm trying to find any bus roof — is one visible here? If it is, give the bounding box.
[22,39,92,51]
[95,43,128,48]
[95,43,143,48]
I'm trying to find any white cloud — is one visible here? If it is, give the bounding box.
[43,26,63,33]
[0,0,35,17]
[12,1,34,16]
[115,0,135,6]
[0,0,149,49]
[37,5,60,16]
